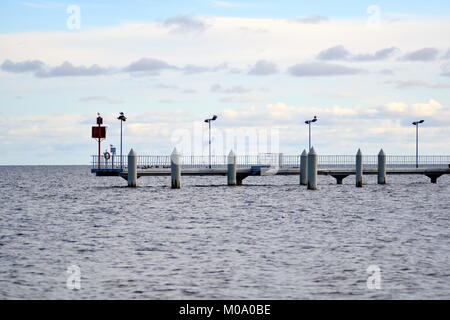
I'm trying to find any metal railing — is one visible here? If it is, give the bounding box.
[91,154,450,170]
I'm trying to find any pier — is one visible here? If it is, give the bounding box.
[91,150,450,187]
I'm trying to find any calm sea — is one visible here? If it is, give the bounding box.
[0,166,449,299]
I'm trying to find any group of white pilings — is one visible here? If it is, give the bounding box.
[126,147,388,189]
[299,147,387,190]
[127,148,240,188]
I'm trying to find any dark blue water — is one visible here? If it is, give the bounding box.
[0,166,449,299]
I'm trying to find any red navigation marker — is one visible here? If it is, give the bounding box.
[92,113,107,169]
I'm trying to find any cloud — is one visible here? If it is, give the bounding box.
[78,96,124,104]
[444,49,450,59]
[401,47,440,61]
[1,58,233,78]
[210,84,252,94]
[351,47,398,61]
[182,62,230,74]
[1,59,112,77]
[123,57,176,74]
[247,60,278,75]
[384,80,450,89]
[291,15,329,24]
[288,62,365,77]
[154,84,179,90]
[317,45,351,61]
[162,15,209,34]
[1,59,44,73]
[182,64,210,74]
[441,63,450,76]
[35,61,111,77]
[383,99,443,117]
[317,45,398,61]
[379,69,395,75]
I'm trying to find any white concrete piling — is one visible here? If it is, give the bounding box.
[300,149,308,185]
[227,150,237,186]
[307,147,318,190]
[127,148,137,187]
[378,149,386,184]
[171,148,181,189]
[356,148,363,187]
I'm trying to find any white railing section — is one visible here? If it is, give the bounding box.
[92,154,450,170]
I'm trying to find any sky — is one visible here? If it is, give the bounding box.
[1,0,450,164]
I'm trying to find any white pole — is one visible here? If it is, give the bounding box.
[300,149,308,185]
[307,147,318,190]
[356,148,363,187]
[127,148,137,187]
[171,148,181,189]
[227,150,237,186]
[378,149,386,184]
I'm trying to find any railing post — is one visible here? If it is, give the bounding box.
[171,148,181,189]
[307,147,318,190]
[127,149,137,187]
[356,149,363,187]
[378,149,386,184]
[227,150,237,186]
[300,149,308,185]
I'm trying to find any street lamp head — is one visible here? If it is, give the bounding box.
[305,116,318,124]
[205,115,218,123]
[419,120,424,123]
[118,112,127,121]
[412,120,424,125]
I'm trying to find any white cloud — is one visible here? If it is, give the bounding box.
[247,60,278,75]
[401,47,440,61]
[288,62,365,77]
[161,15,209,34]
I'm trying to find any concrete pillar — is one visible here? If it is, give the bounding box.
[307,147,318,190]
[227,150,237,186]
[356,148,363,187]
[378,149,386,184]
[127,148,137,187]
[300,149,308,185]
[171,148,181,189]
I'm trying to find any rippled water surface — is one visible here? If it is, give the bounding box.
[1,166,449,299]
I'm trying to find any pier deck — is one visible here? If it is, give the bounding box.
[91,166,450,184]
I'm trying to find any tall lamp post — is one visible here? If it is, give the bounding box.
[305,116,318,151]
[412,120,424,168]
[204,115,217,169]
[117,112,127,169]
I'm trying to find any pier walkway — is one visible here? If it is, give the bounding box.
[91,153,450,185]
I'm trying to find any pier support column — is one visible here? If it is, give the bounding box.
[300,149,308,185]
[307,147,318,190]
[227,150,237,186]
[426,174,441,184]
[332,175,348,185]
[378,149,386,184]
[171,148,181,189]
[127,148,137,187]
[356,149,363,187]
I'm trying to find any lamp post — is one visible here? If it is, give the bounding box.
[204,115,217,169]
[412,120,424,168]
[117,112,127,169]
[305,116,317,151]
